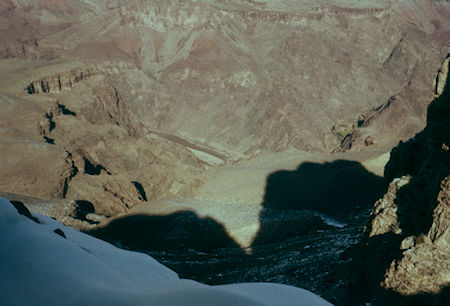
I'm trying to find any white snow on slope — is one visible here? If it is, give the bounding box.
[0,198,331,306]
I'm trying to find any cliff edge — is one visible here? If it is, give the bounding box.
[344,54,449,305]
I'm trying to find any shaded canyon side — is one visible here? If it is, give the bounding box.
[342,55,450,305]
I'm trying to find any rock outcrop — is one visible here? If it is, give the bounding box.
[344,54,450,305]
[25,68,93,94]
[332,89,431,153]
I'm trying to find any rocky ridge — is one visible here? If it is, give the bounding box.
[345,55,450,305]
[25,67,94,95]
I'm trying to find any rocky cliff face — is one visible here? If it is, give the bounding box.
[344,55,450,305]
[25,67,94,94]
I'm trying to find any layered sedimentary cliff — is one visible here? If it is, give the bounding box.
[25,67,94,94]
[345,55,450,305]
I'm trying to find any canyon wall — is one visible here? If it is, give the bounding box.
[1,0,449,156]
[344,55,449,305]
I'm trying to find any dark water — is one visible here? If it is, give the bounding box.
[148,209,370,303]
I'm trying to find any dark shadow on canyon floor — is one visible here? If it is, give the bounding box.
[86,158,389,304]
[87,210,244,253]
[260,159,386,216]
[86,146,449,305]
[253,159,387,245]
[89,159,388,252]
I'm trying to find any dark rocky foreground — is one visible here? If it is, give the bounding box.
[144,210,371,305]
